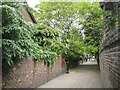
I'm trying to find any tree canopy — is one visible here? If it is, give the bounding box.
[2,1,104,67]
[34,2,103,60]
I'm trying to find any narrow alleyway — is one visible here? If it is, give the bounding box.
[38,61,103,88]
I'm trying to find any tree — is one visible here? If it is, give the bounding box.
[82,2,104,55]
[34,2,103,61]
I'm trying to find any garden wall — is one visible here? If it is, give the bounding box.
[99,2,120,88]
[2,56,67,88]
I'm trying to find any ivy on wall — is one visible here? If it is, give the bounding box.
[1,3,66,67]
[104,10,117,30]
[103,2,119,30]
[33,24,66,54]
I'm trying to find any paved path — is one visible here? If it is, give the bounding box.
[38,61,103,88]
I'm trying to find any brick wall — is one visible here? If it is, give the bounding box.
[99,2,120,88]
[2,56,67,88]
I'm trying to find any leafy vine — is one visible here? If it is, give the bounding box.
[2,3,66,67]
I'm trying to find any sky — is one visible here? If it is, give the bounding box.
[26,0,40,8]
[26,0,104,8]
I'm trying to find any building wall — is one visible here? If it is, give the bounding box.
[18,9,36,23]
[2,56,66,88]
[2,2,66,88]
[99,2,120,88]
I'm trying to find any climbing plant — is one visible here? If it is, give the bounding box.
[32,24,66,65]
[1,3,65,67]
[104,10,118,30]
[33,24,66,54]
[2,5,34,66]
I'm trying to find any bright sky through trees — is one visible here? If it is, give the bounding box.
[26,0,40,8]
[26,0,104,8]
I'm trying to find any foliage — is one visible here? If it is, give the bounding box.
[66,28,86,61]
[34,2,103,61]
[2,5,34,66]
[104,10,118,30]
[2,2,104,67]
[33,24,66,54]
[2,2,22,9]
[35,2,83,62]
[81,2,104,55]
[32,24,66,65]
[1,4,63,67]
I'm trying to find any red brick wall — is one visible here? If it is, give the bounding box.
[2,56,67,88]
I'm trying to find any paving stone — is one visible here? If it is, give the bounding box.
[38,61,103,88]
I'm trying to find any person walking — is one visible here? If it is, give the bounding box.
[66,60,70,74]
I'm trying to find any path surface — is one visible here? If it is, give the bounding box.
[38,61,103,88]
